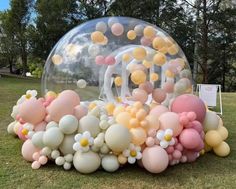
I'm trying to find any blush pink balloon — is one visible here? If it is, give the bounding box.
[142,146,169,173]
[95,55,105,65]
[140,37,152,46]
[34,121,47,131]
[19,98,46,125]
[47,90,80,122]
[145,137,155,147]
[166,146,174,154]
[159,112,183,137]
[132,88,148,104]
[111,23,124,36]
[173,150,182,159]
[149,105,169,118]
[31,161,41,169]
[33,152,40,161]
[175,143,183,152]
[21,139,40,162]
[162,81,174,93]
[105,56,116,65]
[179,128,201,150]
[191,121,203,133]
[152,88,167,103]
[38,156,48,165]
[147,128,157,137]
[74,105,88,120]
[17,125,27,141]
[194,139,204,152]
[184,150,199,162]
[171,94,206,123]
[44,114,52,123]
[139,81,154,94]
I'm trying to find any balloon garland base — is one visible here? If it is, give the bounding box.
[7,90,230,174]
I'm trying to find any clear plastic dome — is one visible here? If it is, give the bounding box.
[42,17,192,105]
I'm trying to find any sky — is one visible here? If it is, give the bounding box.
[0,0,10,11]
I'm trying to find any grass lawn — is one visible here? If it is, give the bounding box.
[0,76,235,189]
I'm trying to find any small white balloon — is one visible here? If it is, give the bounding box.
[41,147,51,156]
[46,121,58,130]
[51,150,60,159]
[43,127,64,149]
[77,79,87,89]
[88,44,100,56]
[56,156,65,166]
[96,21,107,33]
[102,155,120,172]
[64,154,73,162]
[63,162,72,170]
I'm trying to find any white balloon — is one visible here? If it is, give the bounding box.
[51,150,60,159]
[46,121,58,130]
[43,127,64,149]
[59,134,75,155]
[102,155,120,172]
[96,21,107,33]
[88,44,100,56]
[32,131,45,148]
[134,24,144,36]
[63,162,72,170]
[73,151,101,174]
[56,156,65,166]
[79,115,101,137]
[77,79,87,89]
[7,121,17,135]
[59,115,78,134]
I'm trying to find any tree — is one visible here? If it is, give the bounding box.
[7,0,33,75]
[29,0,79,60]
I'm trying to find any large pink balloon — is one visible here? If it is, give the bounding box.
[142,145,169,173]
[47,90,80,122]
[159,112,182,136]
[74,105,88,120]
[149,105,169,118]
[171,94,206,123]
[21,139,40,162]
[179,128,201,150]
[19,98,46,125]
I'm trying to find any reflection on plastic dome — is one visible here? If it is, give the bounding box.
[42,17,192,105]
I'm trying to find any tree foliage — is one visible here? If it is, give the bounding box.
[0,0,235,91]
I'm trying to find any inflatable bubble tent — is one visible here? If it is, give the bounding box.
[42,17,192,105]
[7,16,230,174]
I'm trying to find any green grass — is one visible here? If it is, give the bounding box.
[0,76,235,189]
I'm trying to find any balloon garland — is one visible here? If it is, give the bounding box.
[7,17,230,174]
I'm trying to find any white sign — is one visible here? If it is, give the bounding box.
[199,85,218,107]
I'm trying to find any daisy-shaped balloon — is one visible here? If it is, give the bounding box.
[73,131,94,152]
[21,123,34,138]
[17,90,38,104]
[156,129,175,148]
[122,143,142,164]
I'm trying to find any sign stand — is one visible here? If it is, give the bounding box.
[196,84,223,115]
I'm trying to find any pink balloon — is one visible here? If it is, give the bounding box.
[152,88,166,103]
[184,150,199,162]
[17,125,27,141]
[105,56,116,65]
[35,121,47,131]
[191,121,203,133]
[171,94,206,123]
[159,112,183,137]
[33,152,40,161]
[38,156,48,165]
[194,139,204,152]
[95,55,105,65]
[145,137,155,147]
[31,161,41,169]
[47,90,80,122]
[162,81,174,93]
[111,23,124,36]
[74,105,88,120]
[173,150,182,160]
[149,105,169,118]
[21,139,40,162]
[166,146,174,154]
[139,81,154,94]
[142,146,169,173]
[19,98,46,125]
[175,143,183,152]
[179,128,201,150]
[140,37,152,46]
[132,88,148,104]
[147,128,157,137]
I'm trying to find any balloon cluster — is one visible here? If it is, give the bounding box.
[7,17,230,174]
[7,90,230,174]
